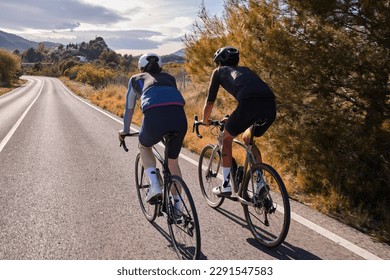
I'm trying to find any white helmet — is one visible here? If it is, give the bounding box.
[138,53,162,70]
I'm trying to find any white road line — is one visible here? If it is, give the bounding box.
[60,78,382,260]
[0,79,44,153]
[59,79,123,124]
[291,213,382,260]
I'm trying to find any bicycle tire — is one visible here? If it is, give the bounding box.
[135,153,158,222]
[166,175,201,260]
[198,144,224,208]
[242,163,290,248]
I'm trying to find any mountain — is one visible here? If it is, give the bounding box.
[171,48,185,57]
[0,30,60,51]
[0,30,185,63]
[161,48,186,64]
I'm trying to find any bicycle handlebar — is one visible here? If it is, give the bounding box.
[119,132,139,152]
[192,115,225,139]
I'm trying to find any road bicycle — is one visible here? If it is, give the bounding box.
[193,116,290,248]
[120,132,201,259]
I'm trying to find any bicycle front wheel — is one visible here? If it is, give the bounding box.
[166,175,201,260]
[135,153,158,222]
[242,163,290,248]
[198,144,224,208]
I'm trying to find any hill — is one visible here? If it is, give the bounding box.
[0,30,184,64]
[0,30,60,51]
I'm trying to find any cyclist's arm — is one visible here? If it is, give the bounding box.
[202,68,220,124]
[202,101,214,126]
[206,68,220,103]
[122,78,138,134]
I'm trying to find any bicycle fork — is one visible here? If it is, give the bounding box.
[205,145,221,180]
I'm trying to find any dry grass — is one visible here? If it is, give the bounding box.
[60,78,143,127]
[0,79,27,96]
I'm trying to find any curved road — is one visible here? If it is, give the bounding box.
[0,76,389,260]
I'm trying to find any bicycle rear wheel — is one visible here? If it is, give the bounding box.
[242,163,290,248]
[198,144,224,208]
[135,153,158,222]
[166,175,201,260]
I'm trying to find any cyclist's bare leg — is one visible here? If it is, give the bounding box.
[168,158,182,196]
[139,143,156,169]
[139,144,160,186]
[168,158,182,177]
[222,130,235,167]
[242,128,262,163]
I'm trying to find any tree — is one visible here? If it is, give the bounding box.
[36,42,46,54]
[79,37,110,61]
[184,0,390,241]
[99,49,120,66]
[22,47,44,62]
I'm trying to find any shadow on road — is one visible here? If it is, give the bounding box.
[147,207,320,260]
[246,239,321,260]
[215,207,321,260]
[150,221,208,260]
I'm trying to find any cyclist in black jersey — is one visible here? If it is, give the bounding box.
[201,46,276,196]
[119,53,187,203]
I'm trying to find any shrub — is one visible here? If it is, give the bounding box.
[75,64,114,88]
[0,49,21,86]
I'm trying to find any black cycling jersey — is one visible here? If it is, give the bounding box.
[206,66,275,102]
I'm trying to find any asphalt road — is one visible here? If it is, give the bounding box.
[0,76,389,260]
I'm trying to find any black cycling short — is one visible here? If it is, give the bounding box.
[225,97,276,137]
[139,105,187,159]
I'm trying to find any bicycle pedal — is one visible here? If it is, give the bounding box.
[216,191,232,197]
[148,197,162,205]
[175,216,184,225]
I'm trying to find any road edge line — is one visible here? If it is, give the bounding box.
[0,78,44,153]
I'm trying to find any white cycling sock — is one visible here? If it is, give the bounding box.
[146,167,159,186]
[222,167,231,188]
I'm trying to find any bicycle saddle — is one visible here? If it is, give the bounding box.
[162,131,179,144]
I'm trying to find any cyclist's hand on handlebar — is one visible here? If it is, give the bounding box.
[118,130,126,142]
[200,118,211,126]
[118,130,139,152]
[118,130,129,152]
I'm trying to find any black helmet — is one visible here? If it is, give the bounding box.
[213,46,239,66]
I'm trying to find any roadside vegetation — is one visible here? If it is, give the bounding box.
[1,0,388,244]
[0,49,22,94]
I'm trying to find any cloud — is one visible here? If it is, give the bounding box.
[0,0,225,54]
[0,0,124,31]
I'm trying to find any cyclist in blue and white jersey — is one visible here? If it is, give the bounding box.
[119,53,187,203]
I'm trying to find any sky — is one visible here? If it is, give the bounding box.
[0,0,224,55]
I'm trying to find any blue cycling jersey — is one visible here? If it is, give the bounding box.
[122,72,185,133]
[140,86,185,112]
